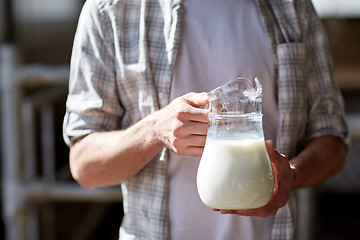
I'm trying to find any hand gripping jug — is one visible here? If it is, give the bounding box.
[196,77,274,210]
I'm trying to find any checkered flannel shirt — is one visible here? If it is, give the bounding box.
[63,0,349,239]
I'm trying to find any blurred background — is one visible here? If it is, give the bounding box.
[0,0,359,239]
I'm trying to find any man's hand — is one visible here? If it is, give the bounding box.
[154,92,209,157]
[213,140,294,217]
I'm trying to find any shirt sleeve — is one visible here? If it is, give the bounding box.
[63,0,124,146]
[304,2,349,146]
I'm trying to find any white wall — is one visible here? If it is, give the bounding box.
[312,0,360,18]
[13,0,81,23]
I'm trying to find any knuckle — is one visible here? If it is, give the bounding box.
[184,92,195,98]
[175,105,189,118]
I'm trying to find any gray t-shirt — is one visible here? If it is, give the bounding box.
[168,0,278,239]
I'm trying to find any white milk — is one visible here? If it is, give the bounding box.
[197,137,274,209]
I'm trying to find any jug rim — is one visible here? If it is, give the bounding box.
[210,112,263,119]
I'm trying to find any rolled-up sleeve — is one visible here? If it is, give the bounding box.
[304,4,349,146]
[63,0,124,145]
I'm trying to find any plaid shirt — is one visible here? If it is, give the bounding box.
[63,0,348,239]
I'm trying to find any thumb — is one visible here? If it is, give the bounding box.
[265,140,275,162]
[265,140,287,164]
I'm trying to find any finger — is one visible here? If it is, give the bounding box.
[182,146,204,157]
[170,135,206,156]
[219,209,238,214]
[265,141,292,210]
[184,92,209,107]
[173,93,209,123]
[177,107,209,123]
[179,121,208,136]
[235,208,279,218]
[184,134,207,147]
[265,140,278,164]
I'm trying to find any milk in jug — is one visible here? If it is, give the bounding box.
[196,77,274,209]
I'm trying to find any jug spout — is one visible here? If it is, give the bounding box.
[243,77,262,101]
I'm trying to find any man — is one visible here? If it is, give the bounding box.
[63,0,348,239]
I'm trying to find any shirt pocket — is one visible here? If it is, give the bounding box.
[276,42,308,157]
[277,42,307,108]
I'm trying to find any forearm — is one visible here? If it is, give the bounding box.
[289,135,347,190]
[69,92,209,189]
[69,115,163,189]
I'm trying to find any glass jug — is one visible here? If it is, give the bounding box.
[196,77,274,210]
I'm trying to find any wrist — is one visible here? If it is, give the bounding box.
[141,111,166,150]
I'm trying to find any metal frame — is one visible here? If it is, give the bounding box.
[1,44,122,240]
